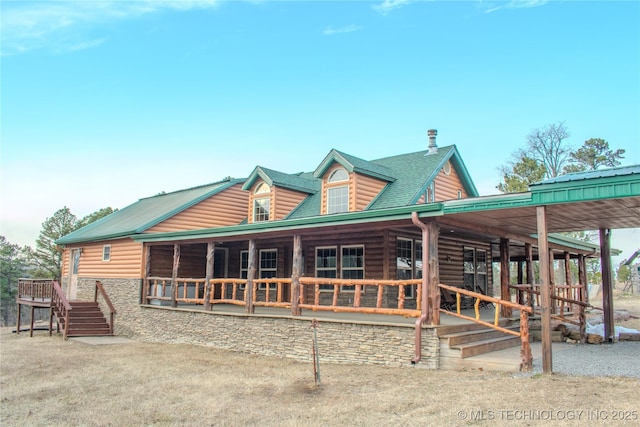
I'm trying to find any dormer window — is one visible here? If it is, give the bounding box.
[327,167,349,214]
[253,183,271,222]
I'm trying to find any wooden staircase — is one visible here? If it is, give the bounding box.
[56,301,113,337]
[438,320,523,372]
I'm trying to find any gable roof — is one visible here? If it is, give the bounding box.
[56,178,245,245]
[242,166,318,194]
[314,149,396,182]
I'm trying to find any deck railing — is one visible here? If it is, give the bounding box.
[438,283,533,371]
[17,278,54,302]
[51,281,72,340]
[95,281,117,335]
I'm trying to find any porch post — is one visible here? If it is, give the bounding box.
[143,245,151,304]
[578,254,588,305]
[246,239,256,314]
[599,228,615,343]
[500,238,512,318]
[564,252,573,313]
[549,249,556,314]
[204,242,215,311]
[428,222,440,325]
[171,244,180,308]
[291,235,302,316]
[536,206,552,374]
[525,243,534,309]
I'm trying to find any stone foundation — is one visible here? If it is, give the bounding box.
[67,277,439,368]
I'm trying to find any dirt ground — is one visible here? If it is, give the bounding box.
[1,291,639,427]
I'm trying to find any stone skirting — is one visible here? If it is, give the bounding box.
[66,277,439,368]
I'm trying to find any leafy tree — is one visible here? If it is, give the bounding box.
[526,121,572,178]
[0,236,29,326]
[75,207,116,229]
[497,151,547,193]
[31,207,78,280]
[564,138,626,173]
[617,263,631,290]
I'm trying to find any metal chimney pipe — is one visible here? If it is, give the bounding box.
[427,129,438,154]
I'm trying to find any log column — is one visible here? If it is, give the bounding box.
[246,239,256,314]
[500,238,512,318]
[536,206,553,374]
[204,242,215,311]
[291,235,302,316]
[525,243,534,309]
[578,254,588,305]
[171,244,180,308]
[600,228,615,343]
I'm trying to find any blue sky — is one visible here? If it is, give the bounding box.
[1,0,639,261]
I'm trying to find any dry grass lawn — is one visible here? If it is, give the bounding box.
[1,291,639,426]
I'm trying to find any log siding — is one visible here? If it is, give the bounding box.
[62,239,144,279]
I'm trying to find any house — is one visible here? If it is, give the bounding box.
[54,131,640,371]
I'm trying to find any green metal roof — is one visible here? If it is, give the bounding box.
[242,166,318,194]
[56,179,245,245]
[530,164,640,205]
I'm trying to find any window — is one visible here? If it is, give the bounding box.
[72,250,80,274]
[341,245,364,291]
[253,183,270,222]
[327,186,349,214]
[258,249,277,290]
[102,245,111,262]
[443,161,451,175]
[464,247,487,294]
[327,167,349,214]
[457,189,463,199]
[426,181,436,203]
[239,250,248,290]
[396,238,421,298]
[316,247,337,291]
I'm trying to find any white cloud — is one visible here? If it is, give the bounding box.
[373,0,417,15]
[483,0,549,14]
[0,0,222,55]
[323,24,363,36]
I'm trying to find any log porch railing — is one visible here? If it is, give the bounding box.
[509,283,589,342]
[438,283,533,371]
[145,276,423,316]
[95,281,117,335]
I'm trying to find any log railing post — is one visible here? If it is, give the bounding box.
[246,240,256,314]
[500,238,512,318]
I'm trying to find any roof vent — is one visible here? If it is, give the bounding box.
[427,129,438,155]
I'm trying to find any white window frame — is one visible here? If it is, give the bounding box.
[258,249,277,290]
[340,245,364,292]
[102,244,111,262]
[396,238,421,299]
[326,167,349,214]
[316,246,338,292]
[426,181,436,203]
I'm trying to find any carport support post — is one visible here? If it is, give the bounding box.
[536,206,553,374]
[291,235,302,316]
[204,242,215,311]
[246,239,256,314]
[599,228,615,343]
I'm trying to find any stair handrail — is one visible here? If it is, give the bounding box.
[95,281,116,335]
[438,283,533,371]
[51,281,71,340]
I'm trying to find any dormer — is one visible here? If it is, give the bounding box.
[242,166,317,223]
[314,150,396,214]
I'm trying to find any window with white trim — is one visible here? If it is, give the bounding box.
[316,247,337,291]
[464,247,487,294]
[327,168,349,214]
[102,245,111,262]
[258,249,277,290]
[341,245,364,292]
[396,238,421,298]
[253,183,271,222]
